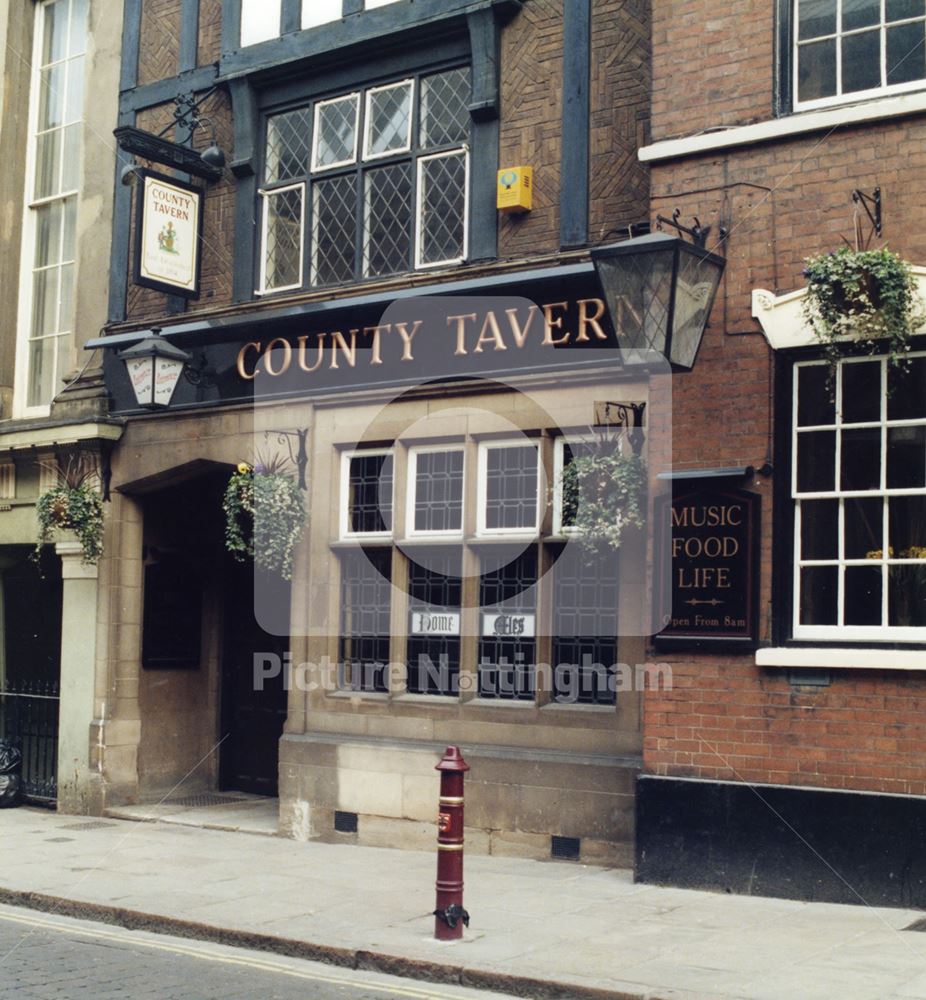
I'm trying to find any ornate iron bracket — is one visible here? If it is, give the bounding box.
[434,903,470,929]
[114,87,224,182]
[595,401,646,456]
[852,186,882,239]
[264,429,309,490]
[656,208,727,250]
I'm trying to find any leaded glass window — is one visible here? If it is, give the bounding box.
[343,451,394,536]
[793,355,926,637]
[480,442,541,533]
[260,184,304,292]
[478,549,537,700]
[406,550,462,695]
[339,548,392,692]
[794,0,926,107]
[551,544,618,705]
[409,448,464,534]
[259,67,471,293]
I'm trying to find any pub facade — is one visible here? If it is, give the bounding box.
[92,0,665,863]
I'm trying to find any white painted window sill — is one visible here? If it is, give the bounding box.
[639,90,926,162]
[757,647,926,671]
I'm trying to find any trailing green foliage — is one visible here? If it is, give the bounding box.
[35,482,104,565]
[802,247,923,375]
[559,447,648,552]
[223,462,306,580]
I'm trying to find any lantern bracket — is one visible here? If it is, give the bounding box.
[852,186,881,239]
[656,208,727,251]
[594,401,646,456]
[263,428,309,490]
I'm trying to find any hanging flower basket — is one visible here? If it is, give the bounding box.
[35,476,104,566]
[802,247,924,374]
[559,442,648,552]
[223,461,306,580]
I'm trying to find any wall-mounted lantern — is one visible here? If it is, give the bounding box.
[118,329,192,409]
[591,232,726,369]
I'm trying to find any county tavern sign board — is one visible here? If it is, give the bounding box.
[133,169,203,298]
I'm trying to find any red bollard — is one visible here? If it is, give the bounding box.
[434,745,470,940]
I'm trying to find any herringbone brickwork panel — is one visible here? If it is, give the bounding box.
[138,0,181,85]
[589,0,650,244]
[498,0,563,260]
[198,0,222,67]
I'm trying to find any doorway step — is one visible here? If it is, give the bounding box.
[106,792,279,836]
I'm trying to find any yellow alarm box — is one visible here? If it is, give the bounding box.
[497,166,533,213]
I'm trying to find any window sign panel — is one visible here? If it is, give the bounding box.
[134,170,202,298]
[792,356,926,639]
[241,0,281,46]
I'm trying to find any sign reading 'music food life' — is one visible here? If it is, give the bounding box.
[135,170,202,298]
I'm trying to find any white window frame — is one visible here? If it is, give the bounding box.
[415,147,470,270]
[340,448,395,540]
[363,79,415,161]
[241,0,282,46]
[792,355,926,643]
[365,0,403,7]
[257,182,306,295]
[311,92,361,173]
[15,0,86,419]
[406,444,465,539]
[476,439,542,538]
[793,0,926,111]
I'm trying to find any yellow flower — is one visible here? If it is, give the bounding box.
[237,462,251,474]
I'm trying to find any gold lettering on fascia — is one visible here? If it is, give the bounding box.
[236,299,609,378]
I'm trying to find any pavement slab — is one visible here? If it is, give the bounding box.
[0,806,925,999]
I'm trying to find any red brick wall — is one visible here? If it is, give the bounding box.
[645,88,926,796]
[646,661,926,796]
[651,1,775,141]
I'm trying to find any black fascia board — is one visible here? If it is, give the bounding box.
[85,261,595,352]
[217,0,520,83]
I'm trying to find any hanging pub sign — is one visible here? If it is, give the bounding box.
[654,482,760,649]
[133,169,202,298]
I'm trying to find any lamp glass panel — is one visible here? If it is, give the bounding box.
[594,248,675,356]
[153,357,184,407]
[125,356,154,407]
[670,248,724,368]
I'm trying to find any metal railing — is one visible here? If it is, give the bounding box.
[0,678,59,803]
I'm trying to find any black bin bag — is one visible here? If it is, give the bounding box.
[0,740,23,808]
